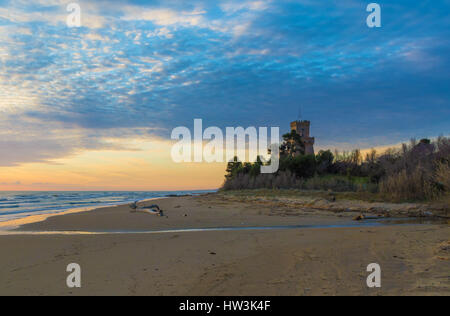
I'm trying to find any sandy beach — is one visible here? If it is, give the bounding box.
[0,193,449,296]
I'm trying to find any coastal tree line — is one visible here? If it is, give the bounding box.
[222,131,450,201]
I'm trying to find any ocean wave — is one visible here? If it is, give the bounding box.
[0,201,16,205]
[14,200,42,204]
[0,205,19,209]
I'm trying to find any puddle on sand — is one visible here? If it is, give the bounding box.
[0,217,447,236]
[370,217,449,225]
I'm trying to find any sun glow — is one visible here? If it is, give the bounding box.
[0,138,226,191]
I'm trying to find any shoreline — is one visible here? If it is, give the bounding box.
[0,196,172,231]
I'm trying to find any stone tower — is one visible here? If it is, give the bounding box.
[290,120,315,155]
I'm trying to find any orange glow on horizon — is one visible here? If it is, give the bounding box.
[0,137,406,191]
[0,139,226,191]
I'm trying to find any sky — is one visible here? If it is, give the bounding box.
[0,0,449,190]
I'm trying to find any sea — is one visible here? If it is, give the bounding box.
[0,190,216,223]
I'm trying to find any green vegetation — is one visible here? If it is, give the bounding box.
[222,133,450,202]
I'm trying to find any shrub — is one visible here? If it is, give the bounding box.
[379,168,438,201]
[435,161,450,191]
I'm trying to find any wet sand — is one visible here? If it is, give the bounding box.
[0,194,448,295]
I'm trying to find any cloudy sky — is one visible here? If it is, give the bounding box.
[0,0,449,190]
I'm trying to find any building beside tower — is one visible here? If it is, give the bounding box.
[290,120,315,155]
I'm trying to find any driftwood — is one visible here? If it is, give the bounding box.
[142,204,161,211]
[129,201,139,212]
[129,202,164,216]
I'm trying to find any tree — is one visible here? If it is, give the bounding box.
[316,150,334,175]
[279,154,316,178]
[225,156,242,179]
[249,156,263,177]
[280,130,305,158]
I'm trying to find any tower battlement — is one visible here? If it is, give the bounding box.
[290,120,315,155]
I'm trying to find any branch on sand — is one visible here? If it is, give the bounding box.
[129,202,164,216]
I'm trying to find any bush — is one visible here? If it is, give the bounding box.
[379,168,438,201]
[435,161,450,191]
[222,171,301,190]
[279,155,316,178]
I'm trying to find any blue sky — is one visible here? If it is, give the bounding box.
[0,0,449,167]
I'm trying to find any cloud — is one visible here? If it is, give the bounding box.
[0,0,449,166]
[120,7,206,26]
[220,0,271,14]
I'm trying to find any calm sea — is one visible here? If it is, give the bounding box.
[0,190,215,223]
